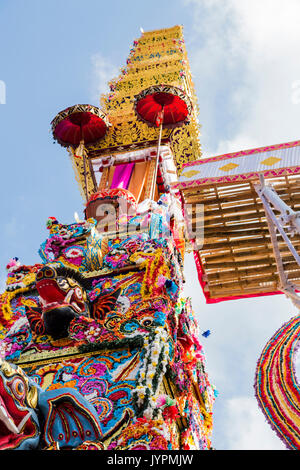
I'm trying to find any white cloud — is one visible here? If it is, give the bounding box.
[223,396,286,450]
[181,2,300,449]
[226,0,300,148]
[184,0,300,156]
[90,53,118,103]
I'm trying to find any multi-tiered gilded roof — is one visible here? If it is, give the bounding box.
[87,25,201,168]
[65,26,202,203]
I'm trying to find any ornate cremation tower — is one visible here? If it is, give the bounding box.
[0,26,215,450]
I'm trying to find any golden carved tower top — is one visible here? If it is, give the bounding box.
[60,26,201,201]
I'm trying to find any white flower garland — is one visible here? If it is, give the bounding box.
[133,326,170,419]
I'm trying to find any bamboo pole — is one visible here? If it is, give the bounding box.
[208,275,300,297]
[204,255,297,270]
[198,236,300,251]
[203,221,267,235]
[203,249,276,263]
[208,284,278,298]
[203,245,298,261]
[189,204,300,227]
[183,181,300,205]
[206,264,300,283]
[185,198,300,221]
[208,274,278,289]
[202,228,271,240]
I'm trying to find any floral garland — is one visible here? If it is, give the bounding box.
[42,235,77,261]
[132,326,170,419]
[140,249,171,298]
[110,417,170,450]
[0,273,37,330]
[156,394,180,422]
[0,324,32,361]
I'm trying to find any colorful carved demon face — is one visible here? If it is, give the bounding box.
[0,359,39,450]
[35,265,90,339]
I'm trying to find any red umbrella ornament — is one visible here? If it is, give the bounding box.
[51,104,111,200]
[134,85,192,199]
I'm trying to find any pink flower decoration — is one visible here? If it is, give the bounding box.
[157,275,167,288]
[156,395,167,407]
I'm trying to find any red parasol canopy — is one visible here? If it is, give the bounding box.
[134,85,193,200]
[51,104,111,147]
[134,84,192,128]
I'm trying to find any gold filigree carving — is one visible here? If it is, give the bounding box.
[71,26,202,200]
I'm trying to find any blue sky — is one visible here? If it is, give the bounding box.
[1,0,300,450]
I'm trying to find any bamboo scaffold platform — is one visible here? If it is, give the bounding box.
[173,140,300,303]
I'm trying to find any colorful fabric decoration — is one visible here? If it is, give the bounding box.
[110,417,170,450]
[111,163,135,190]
